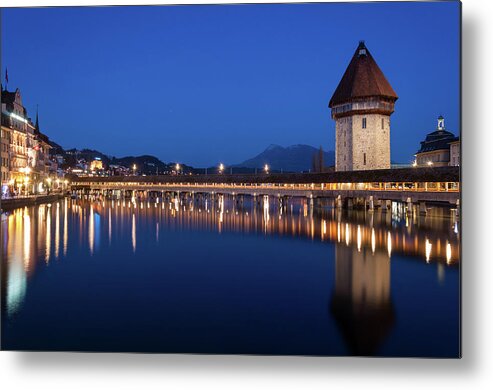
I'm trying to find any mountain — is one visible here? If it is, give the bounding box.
[234,144,335,173]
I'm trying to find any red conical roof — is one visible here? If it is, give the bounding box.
[329,41,398,107]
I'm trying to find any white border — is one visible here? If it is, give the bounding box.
[2,1,493,389]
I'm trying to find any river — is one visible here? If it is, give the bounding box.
[1,195,460,356]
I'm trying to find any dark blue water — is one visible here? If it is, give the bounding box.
[1,196,460,356]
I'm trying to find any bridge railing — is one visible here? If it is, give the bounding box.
[71,180,460,193]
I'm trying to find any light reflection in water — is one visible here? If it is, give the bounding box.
[371,228,376,254]
[23,209,31,269]
[263,195,270,231]
[6,252,27,318]
[219,195,224,231]
[1,195,460,336]
[89,206,94,255]
[132,212,136,253]
[387,232,392,258]
[425,238,432,263]
[63,199,68,256]
[55,203,60,259]
[438,263,445,284]
[357,225,362,252]
[332,238,393,355]
[45,205,51,263]
[3,196,461,264]
[446,241,452,265]
[108,207,112,245]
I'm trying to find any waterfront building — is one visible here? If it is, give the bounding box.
[449,138,460,167]
[1,85,53,196]
[33,112,53,184]
[415,115,460,167]
[1,122,9,190]
[329,41,398,172]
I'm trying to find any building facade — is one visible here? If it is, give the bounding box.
[415,116,460,167]
[329,41,398,172]
[1,86,53,197]
[1,124,9,186]
[449,139,460,167]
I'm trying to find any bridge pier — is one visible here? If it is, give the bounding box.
[406,197,413,215]
[380,199,391,213]
[419,202,427,215]
[336,195,343,209]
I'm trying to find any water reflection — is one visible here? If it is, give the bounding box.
[45,205,51,263]
[63,199,68,256]
[132,212,136,253]
[1,196,460,351]
[331,241,394,355]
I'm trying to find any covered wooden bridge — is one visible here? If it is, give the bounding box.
[69,166,460,211]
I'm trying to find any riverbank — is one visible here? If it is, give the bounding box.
[0,193,66,212]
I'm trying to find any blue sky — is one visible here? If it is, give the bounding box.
[1,2,460,167]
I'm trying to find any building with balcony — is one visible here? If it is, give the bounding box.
[1,85,53,196]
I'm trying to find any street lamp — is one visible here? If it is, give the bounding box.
[219,163,224,174]
[427,161,433,166]
[175,163,181,174]
[264,164,269,174]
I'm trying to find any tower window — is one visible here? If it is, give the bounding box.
[364,153,367,165]
[381,118,384,129]
[362,118,367,129]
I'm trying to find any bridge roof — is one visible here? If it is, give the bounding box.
[71,166,459,184]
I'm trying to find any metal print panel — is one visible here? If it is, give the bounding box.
[0,1,461,357]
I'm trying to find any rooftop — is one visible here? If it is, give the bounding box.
[71,166,460,185]
[417,116,459,154]
[329,41,398,107]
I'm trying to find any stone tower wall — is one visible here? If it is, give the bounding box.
[335,112,391,171]
[351,113,390,170]
[335,116,353,171]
